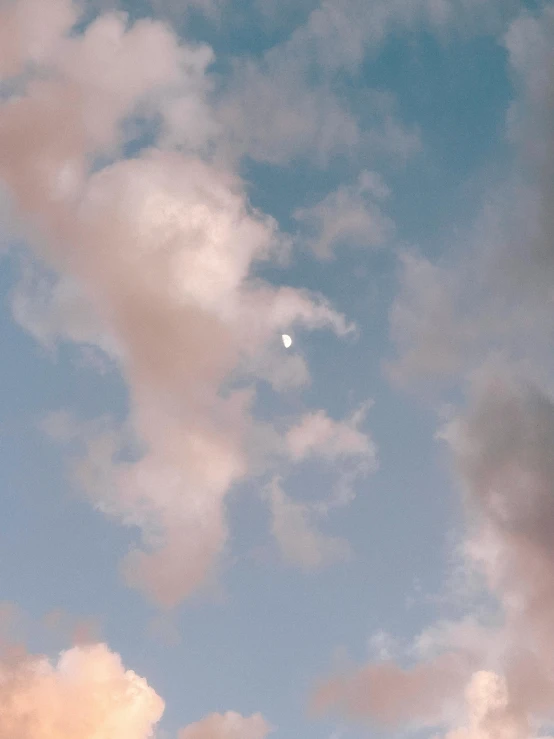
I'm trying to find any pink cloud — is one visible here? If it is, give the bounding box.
[0,636,272,739]
[0,642,165,739]
[1,1,353,606]
[0,0,77,78]
[178,711,272,739]
[286,403,376,465]
[311,367,554,734]
[311,652,474,728]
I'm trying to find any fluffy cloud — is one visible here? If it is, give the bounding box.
[42,399,376,580]
[0,0,526,619]
[0,639,272,739]
[444,671,529,739]
[0,0,354,606]
[387,249,485,389]
[0,643,165,739]
[209,0,459,167]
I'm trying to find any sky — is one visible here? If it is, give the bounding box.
[0,1,553,738]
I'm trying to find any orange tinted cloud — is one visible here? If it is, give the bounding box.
[0,639,272,739]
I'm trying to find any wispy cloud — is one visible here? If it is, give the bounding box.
[294,171,394,260]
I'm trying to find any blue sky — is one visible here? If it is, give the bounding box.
[1,2,553,739]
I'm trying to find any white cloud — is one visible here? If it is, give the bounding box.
[445,671,529,739]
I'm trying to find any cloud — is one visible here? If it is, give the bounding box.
[294,171,394,260]
[0,0,77,79]
[387,250,484,389]
[412,617,505,667]
[277,0,517,75]
[0,1,356,607]
[367,630,399,661]
[286,402,376,468]
[311,651,475,728]
[313,8,554,733]
[388,4,554,390]
[178,711,272,739]
[0,642,165,739]
[266,477,351,571]
[0,0,521,619]
[149,0,228,22]
[215,61,421,170]
[11,258,120,357]
[216,57,360,167]
[444,671,529,739]
[311,368,554,738]
[243,346,311,392]
[285,401,377,510]
[262,402,377,570]
[439,368,554,666]
[405,115,554,718]
[0,638,272,739]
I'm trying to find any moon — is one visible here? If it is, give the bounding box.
[281,334,292,349]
